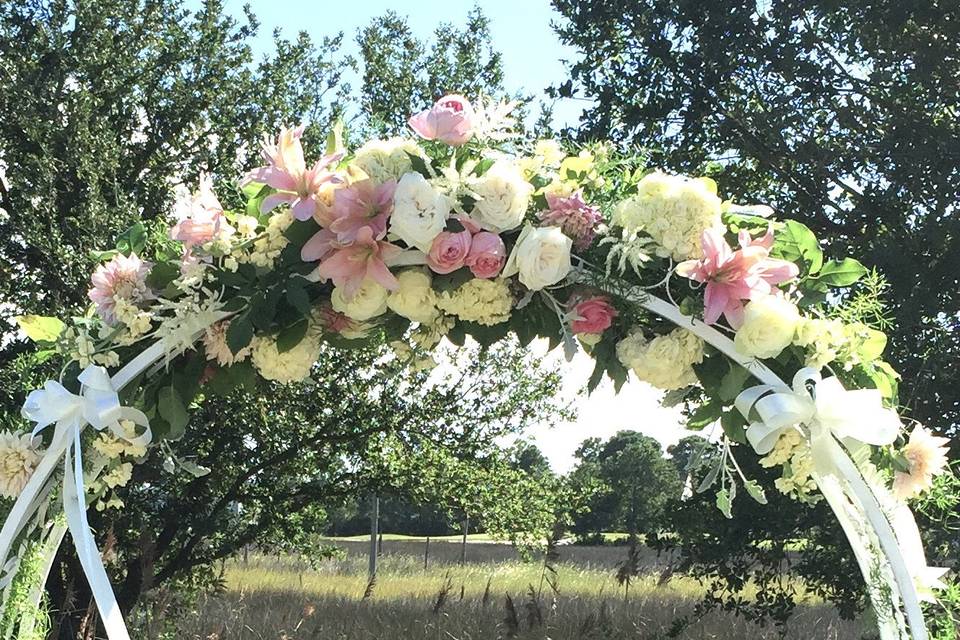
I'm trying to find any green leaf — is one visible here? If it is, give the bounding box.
[157,386,190,441]
[88,249,119,262]
[226,313,254,355]
[716,486,733,519]
[326,118,345,155]
[283,219,321,247]
[720,410,747,444]
[285,278,313,315]
[718,362,752,402]
[774,220,823,275]
[276,318,309,353]
[406,152,431,178]
[146,261,181,291]
[688,400,722,429]
[697,462,720,493]
[15,315,65,343]
[116,222,147,256]
[813,258,867,287]
[744,479,768,504]
[857,328,887,361]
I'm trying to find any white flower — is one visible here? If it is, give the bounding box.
[0,432,42,498]
[436,278,513,326]
[353,137,425,184]
[615,328,704,391]
[894,425,950,500]
[250,332,322,384]
[734,296,801,359]
[387,269,439,324]
[390,172,451,251]
[534,139,565,167]
[468,160,533,232]
[235,214,260,238]
[502,225,572,291]
[612,172,723,261]
[203,319,251,366]
[331,278,390,321]
[102,462,133,489]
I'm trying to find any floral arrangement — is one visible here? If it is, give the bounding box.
[2,93,952,639]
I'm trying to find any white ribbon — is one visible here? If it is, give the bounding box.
[734,367,900,456]
[10,365,151,640]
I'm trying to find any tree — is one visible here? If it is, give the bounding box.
[551,0,960,439]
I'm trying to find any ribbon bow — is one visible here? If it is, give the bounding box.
[735,367,900,455]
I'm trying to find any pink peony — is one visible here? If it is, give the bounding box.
[427,230,472,274]
[245,125,343,221]
[464,231,506,278]
[540,191,602,249]
[88,253,155,324]
[170,175,234,250]
[571,296,618,335]
[315,226,401,297]
[408,94,475,146]
[676,226,799,328]
[327,179,397,244]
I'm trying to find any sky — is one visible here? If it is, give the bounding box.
[203,0,691,473]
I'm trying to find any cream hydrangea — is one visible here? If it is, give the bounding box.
[331,279,390,321]
[468,160,533,232]
[250,331,322,384]
[92,420,148,459]
[387,269,439,324]
[437,278,513,326]
[203,319,251,366]
[734,296,801,359]
[352,137,424,184]
[102,462,134,489]
[612,172,723,261]
[615,327,704,390]
[0,432,42,498]
[793,317,847,369]
[239,212,293,268]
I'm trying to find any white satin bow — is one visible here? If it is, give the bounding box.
[734,367,900,455]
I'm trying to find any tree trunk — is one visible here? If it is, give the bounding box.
[459,514,469,566]
[368,494,379,579]
[423,535,430,570]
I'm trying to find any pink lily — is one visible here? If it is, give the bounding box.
[676,226,799,328]
[244,125,343,221]
[315,226,401,298]
[327,179,397,244]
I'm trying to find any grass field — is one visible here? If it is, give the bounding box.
[173,538,867,639]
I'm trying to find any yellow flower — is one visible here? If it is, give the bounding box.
[437,279,513,326]
[615,327,704,390]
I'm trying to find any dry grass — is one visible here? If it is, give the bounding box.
[173,540,868,640]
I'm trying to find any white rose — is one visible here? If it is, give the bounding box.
[502,225,572,291]
[389,172,451,252]
[331,279,390,321]
[387,269,439,324]
[353,137,424,184]
[734,296,801,359]
[469,160,533,232]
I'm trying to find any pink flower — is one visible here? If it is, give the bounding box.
[571,296,618,335]
[894,424,950,500]
[315,304,356,335]
[245,125,343,221]
[427,230,472,274]
[315,226,401,298]
[88,253,155,324]
[540,191,602,249]
[170,175,234,251]
[408,94,475,146]
[328,179,397,244]
[676,226,799,328]
[464,231,506,278]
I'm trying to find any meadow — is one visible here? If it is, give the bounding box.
[172,538,868,640]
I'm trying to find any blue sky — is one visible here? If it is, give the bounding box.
[215,0,585,128]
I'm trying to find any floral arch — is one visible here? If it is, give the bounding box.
[2,95,951,639]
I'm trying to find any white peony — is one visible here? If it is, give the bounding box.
[250,332,322,384]
[734,295,801,359]
[0,432,42,498]
[353,137,424,184]
[331,278,390,321]
[502,225,572,291]
[387,269,439,324]
[468,160,533,232]
[390,172,451,251]
[616,328,704,391]
[612,172,723,261]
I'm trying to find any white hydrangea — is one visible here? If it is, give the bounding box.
[0,432,42,498]
[437,278,513,326]
[612,172,723,261]
[616,327,704,391]
[352,137,425,184]
[250,331,322,384]
[387,269,439,324]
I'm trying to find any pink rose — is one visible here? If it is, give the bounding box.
[408,94,475,146]
[571,296,618,335]
[427,230,472,274]
[464,231,506,279]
